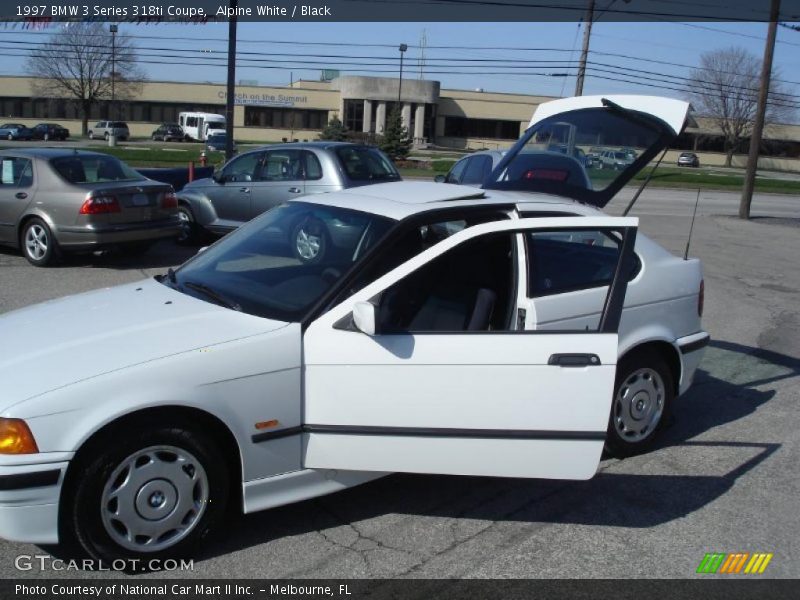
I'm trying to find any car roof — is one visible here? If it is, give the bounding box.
[292,180,590,220]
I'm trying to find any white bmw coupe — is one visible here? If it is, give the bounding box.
[0,96,708,562]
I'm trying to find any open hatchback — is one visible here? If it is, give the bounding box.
[485,95,693,208]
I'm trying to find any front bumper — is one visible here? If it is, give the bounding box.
[56,218,181,250]
[676,331,710,395]
[0,457,70,545]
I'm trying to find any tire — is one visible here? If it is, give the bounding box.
[43,132,50,142]
[605,350,674,458]
[176,204,200,245]
[291,217,329,264]
[104,132,110,141]
[7,133,13,141]
[88,131,94,140]
[21,217,60,267]
[64,423,230,564]
[152,134,158,141]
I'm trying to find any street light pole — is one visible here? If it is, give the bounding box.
[110,24,118,119]
[574,0,595,96]
[398,43,408,105]
[225,0,237,161]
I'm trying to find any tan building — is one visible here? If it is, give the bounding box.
[1,74,799,169]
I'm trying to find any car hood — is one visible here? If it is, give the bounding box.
[485,95,693,208]
[0,279,288,411]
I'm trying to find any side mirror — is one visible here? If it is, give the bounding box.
[352,301,377,336]
[433,174,446,183]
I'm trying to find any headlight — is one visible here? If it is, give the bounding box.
[0,418,39,454]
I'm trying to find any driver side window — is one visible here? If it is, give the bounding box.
[376,233,515,333]
[222,152,263,183]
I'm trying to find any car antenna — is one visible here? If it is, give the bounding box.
[622,146,668,216]
[684,189,702,260]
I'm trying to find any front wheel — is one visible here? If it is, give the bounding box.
[104,132,110,141]
[21,218,59,267]
[65,424,230,564]
[605,351,674,458]
[43,132,50,141]
[6,133,12,141]
[88,131,94,140]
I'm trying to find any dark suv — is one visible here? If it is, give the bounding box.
[31,123,70,141]
[151,123,186,142]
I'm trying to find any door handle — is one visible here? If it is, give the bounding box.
[288,187,302,194]
[548,353,601,367]
[15,192,28,200]
[239,187,250,193]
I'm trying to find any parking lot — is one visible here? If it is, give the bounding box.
[0,187,798,579]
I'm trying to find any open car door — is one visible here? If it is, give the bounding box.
[302,216,638,480]
[484,95,693,208]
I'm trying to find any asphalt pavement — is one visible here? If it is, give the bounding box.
[0,188,798,579]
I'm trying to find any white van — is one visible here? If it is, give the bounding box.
[178,112,226,141]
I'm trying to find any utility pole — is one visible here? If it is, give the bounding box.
[574,0,595,96]
[110,24,117,119]
[398,43,408,104]
[225,0,237,161]
[740,0,780,219]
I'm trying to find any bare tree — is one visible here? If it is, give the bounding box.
[686,46,793,167]
[25,23,146,136]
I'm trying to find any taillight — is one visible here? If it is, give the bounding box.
[161,190,178,209]
[698,279,705,317]
[79,194,120,215]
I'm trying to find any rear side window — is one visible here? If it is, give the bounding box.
[526,229,639,296]
[51,156,143,184]
[303,151,323,180]
[110,122,127,128]
[461,155,494,185]
[335,147,400,182]
[0,157,33,187]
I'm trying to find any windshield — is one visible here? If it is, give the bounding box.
[166,202,395,321]
[335,146,401,182]
[51,155,144,184]
[488,107,664,196]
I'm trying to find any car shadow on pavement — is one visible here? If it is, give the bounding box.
[192,339,795,565]
[58,241,200,271]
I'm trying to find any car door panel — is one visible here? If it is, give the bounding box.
[302,216,638,480]
[0,157,35,243]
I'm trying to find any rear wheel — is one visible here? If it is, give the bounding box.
[176,205,199,245]
[43,132,51,141]
[21,218,59,267]
[6,133,12,141]
[605,350,674,457]
[292,217,329,264]
[88,131,94,140]
[65,423,230,564]
[104,132,110,141]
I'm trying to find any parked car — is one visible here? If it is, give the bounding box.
[0,96,709,562]
[151,123,185,142]
[30,123,70,141]
[436,148,591,189]
[0,149,181,266]
[87,121,130,141]
[677,152,700,168]
[204,132,237,153]
[176,141,401,244]
[0,123,33,141]
[597,149,635,171]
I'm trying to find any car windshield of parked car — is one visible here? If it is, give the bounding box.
[335,147,401,182]
[51,155,145,184]
[489,107,663,194]
[167,202,395,321]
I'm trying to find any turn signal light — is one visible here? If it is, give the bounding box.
[162,191,178,209]
[79,194,121,215]
[0,418,39,454]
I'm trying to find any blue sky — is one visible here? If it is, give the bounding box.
[1,20,798,116]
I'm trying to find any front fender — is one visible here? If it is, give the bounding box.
[177,190,220,228]
[11,324,303,483]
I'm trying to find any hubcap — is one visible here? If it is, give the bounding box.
[295,228,321,260]
[24,224,48,260]
[177,210,191,240]
[100,445,209,553]
[613,367,665,443]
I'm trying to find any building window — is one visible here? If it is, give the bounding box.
[443,116,520,140]
[343,99,364,132]
[244,106,328,130]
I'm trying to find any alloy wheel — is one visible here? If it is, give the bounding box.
[24,224,49,261]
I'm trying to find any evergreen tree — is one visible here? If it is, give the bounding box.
[319,116,349,141]
[379,108,412,160]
